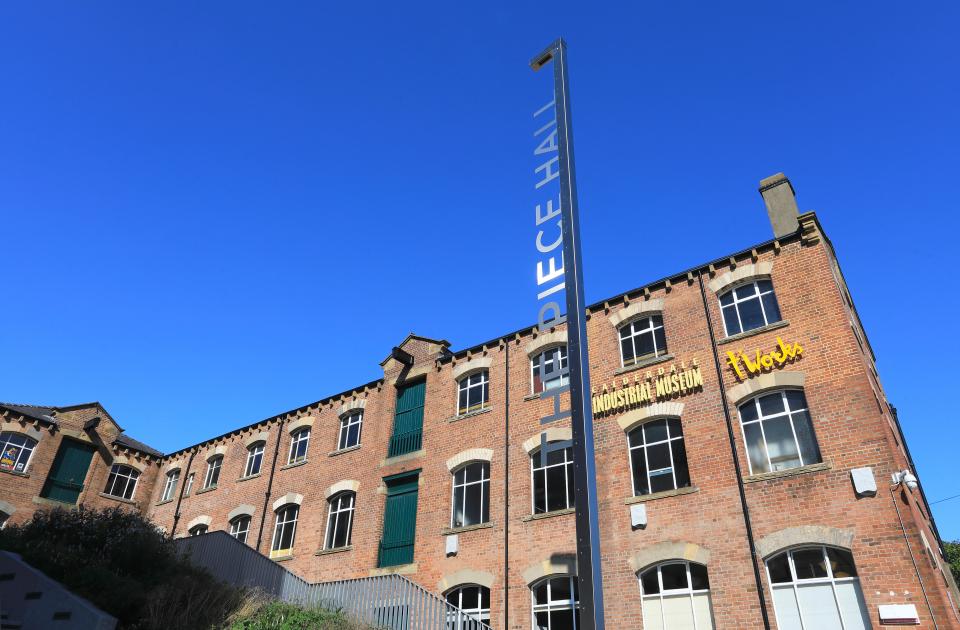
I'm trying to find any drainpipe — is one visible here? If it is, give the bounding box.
[503,339,511,630]
[891,474,940,629]
[256,418,287,553]
[697,271,772,630]
[170,448,196,538]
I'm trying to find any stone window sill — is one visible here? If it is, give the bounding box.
[717,320,790,346]
[0,468,30,478]
[99,492,137,506]
[442,522,494,536]
[155,498,174,507]
[281,459,309,470]
[380,449,425,467]
[271,554,294,562]
[315,545,352,557]
[615,354,674,376]
[196,485,218,495]
[624,486,698,504]
[522,507,575,522]
[369,563,418,577]
[33,496,77,509]
[523,392,541,401]
[237,473,262,483]
[745,461,831,483]
[446,408,493,424]
[329,445,361,457]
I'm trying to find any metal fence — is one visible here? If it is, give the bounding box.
[175,532,492,630]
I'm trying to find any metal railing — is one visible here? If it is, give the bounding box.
[175,532,492,629]
[387,428,422,457]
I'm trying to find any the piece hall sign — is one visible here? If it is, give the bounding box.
[591,360,704,417]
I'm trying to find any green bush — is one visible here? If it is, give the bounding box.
[225,601,371,630]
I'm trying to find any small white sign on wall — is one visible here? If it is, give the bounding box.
[878,604,920,625]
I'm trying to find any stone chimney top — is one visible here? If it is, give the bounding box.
[759,173,800,239]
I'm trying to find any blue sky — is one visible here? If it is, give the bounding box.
[2,2,958,537]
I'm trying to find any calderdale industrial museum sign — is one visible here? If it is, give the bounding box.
[726,337,803,381]
[591,360,704,417]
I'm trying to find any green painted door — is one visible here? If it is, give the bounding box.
[41,439,96,504]
[378,472,419,567]
[388,381,425,457]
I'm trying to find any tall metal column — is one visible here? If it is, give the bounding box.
[530,38,605,630]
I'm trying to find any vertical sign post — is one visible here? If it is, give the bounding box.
[530,38,605,630]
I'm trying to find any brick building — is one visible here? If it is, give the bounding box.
[2,173,958,629]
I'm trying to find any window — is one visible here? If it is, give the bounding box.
[189,524,208,536]
[719,279,782,336]
[739,390,821,475]
[161,469,180,502]
[103,464,140,500]
[203,456,222,489]
[230,515,251,544]
[0,432,38,473]
[324,492,355,550]
[446,585,491,629]
[271,504,299,558]
[619,315,668,367]
[457,371,489,415]
[338,412,363,451]
[532,346,569,394]
[288,428,310,464]
[532,575,580,629]
[532,443,574,514]
[767,546,871,630]
[639,561,714,630]
[244,442,264,477]
[451,462,490,528]
[629,418,691,496]
[184,472,195,496]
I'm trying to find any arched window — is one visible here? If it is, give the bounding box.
[629,418,691,496]
[229,515,251,543]
[639,561,714,630]
[244,442,264,477]
[532,443,574,514]
[719,279,781,336]
[457,371,489,416]
[271,504,299,558]
[338,411,363,450]
[738,390,821,475]
[446,584,491,628]
[619,315,667,367]
[0,431,38,473]
[532,575,580,629]
[160,469,180,502]
[324,491,355,550]
[288,428,311,464]
[203,455,222,489]
[451,462,490,528]
[189,524,208,536]
[531,346,569,394]
[103,464,140,500]
[767,546,871,630]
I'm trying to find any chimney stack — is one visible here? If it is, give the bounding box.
[759,173,800,238]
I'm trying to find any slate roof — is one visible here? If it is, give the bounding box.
[112,433,163,458]
[0,403,59,426]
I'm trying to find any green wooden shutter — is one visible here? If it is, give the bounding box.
[378,472,419,567]
[388,381,425,457]
[41,439,96,504]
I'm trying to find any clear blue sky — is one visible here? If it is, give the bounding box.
[3,3,958,537]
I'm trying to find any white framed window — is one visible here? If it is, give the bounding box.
[445,584,491,628]
[457,371,489,415]
[639,561,715,630]
[739,390,821,475]
[531,346,569,394]
[338,412,363,451]
[271,504,299,558]
[288,428,310,464]
[532,444,574,514]
[767,546,871,630]
[244,442,264,477]
[451,462,490,528]
[532,575,580,629]
[719,279,782,336]
[103,464,140,500]
[203,456,222,489]
[230,515,251,544]
[189,524,208,536]
[629,418,691,496]
[324,491,355,550]
[619,315,668,367]
[161,469,180,502]
[184,472,195,496]
[0,431,38,473]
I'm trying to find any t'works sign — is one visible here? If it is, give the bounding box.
[725,337,803,381]
[591,360,704,417]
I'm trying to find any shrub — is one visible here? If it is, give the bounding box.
[225,600,372,630]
